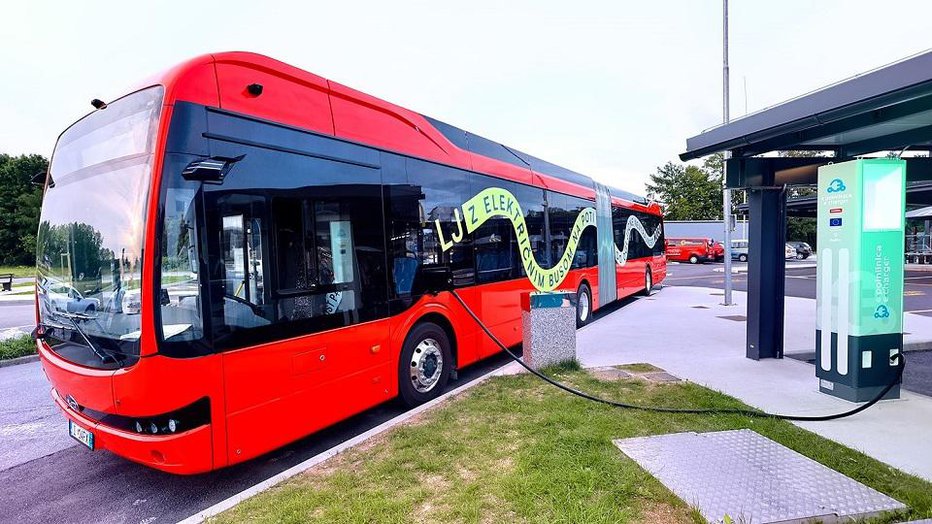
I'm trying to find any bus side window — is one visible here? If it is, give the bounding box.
[221,214,269,329]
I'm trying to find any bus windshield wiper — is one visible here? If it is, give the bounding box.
[53,311,119,364]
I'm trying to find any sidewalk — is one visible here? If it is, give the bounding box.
[0,286,34,303]
[577,285,932,482]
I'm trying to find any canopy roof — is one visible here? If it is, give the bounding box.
[681,51,932,161]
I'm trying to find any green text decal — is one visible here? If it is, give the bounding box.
[436,187,661,291]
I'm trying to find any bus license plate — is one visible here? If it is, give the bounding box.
[69,420,94,450]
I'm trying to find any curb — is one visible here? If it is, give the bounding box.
[176,361,518,524]
[0,354,39,368]
[905,340,932,353]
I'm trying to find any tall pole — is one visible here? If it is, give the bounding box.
[722,0,734,305]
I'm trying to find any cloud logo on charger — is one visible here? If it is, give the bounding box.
[826,178,847,193]
[873,305,890,319]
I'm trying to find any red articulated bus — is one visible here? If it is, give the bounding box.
[665,237,713,264]
[35,52,666,474]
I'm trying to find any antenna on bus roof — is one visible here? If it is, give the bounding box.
[91,99,107,110]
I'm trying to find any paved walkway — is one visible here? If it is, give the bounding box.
[577,286,932,482]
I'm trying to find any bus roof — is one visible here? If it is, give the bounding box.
[146,52,656,210]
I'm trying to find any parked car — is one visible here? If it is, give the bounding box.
[787,241,812,260]
[731,239,749,262]
[665,237,713,264]
[42,279,101,314]
[785,243,798,259]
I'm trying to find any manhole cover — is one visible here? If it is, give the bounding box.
[641,371,681,383]
[718,315,747,322]
[614,430,906,523]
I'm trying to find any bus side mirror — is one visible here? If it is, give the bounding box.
[182,155,245,184]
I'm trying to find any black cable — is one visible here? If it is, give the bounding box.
[449,289,905,422]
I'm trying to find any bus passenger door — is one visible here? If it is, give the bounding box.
[202,139,391,463]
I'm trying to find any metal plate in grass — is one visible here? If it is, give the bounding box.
[614,429,906,524]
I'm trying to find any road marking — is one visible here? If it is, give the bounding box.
[176,363,514,524]
[904,290,925,297]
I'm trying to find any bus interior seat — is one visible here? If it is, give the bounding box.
[393,257,419,295]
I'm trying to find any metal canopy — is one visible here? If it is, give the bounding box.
[681,50,932,162]
[735,181,932,217]
[677,50,932,362]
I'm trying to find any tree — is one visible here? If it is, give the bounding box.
[0,154,47,265]
[646,155,731,221]
[776,150,826,246]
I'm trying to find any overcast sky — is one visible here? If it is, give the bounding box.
[2,0,930,194]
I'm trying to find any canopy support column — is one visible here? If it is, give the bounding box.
[746,186,787,360]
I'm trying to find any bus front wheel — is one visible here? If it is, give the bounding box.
[576,283,592,328]
[689,255,699,264]
[398,322,452,408]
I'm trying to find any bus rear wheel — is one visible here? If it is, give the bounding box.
[640,269,653,296]
[398,322,452,408]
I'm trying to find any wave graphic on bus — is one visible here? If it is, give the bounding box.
[437,187,661,291]
[614,214,662,267]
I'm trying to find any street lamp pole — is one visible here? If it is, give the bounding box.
[722,0,734,305]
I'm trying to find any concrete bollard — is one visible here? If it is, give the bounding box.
[521,291,577,370]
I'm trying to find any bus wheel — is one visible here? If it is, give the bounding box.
[689,255,699,264]
[576,283,592,327]
[641,269,653,296]
[399,322,452,408]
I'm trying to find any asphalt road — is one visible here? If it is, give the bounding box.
[0,352,512,524]
[662,259,932,315]
[0,300,36,334]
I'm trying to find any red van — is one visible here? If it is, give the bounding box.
[665,238,712,264]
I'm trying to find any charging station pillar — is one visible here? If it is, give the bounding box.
[521,291,577,370]
[816,159,905,402]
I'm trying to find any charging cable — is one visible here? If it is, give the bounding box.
[449,289,905,422]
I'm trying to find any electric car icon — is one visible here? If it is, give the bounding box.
[874,305,890,319]
[827,178,847,193]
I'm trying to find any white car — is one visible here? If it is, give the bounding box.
[731,239,749,262]
[44,281,101,314]
[785,243,798,259]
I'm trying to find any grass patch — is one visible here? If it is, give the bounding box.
[0,335,36,361]
[162,274,196,285]
[615,363,662,373]
[539,358,582,374]
[211,371,931,524]
[0,266,34,278]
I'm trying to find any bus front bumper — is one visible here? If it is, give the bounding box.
[51,388,214,474]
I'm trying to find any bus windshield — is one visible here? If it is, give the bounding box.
[36,86,164,366]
